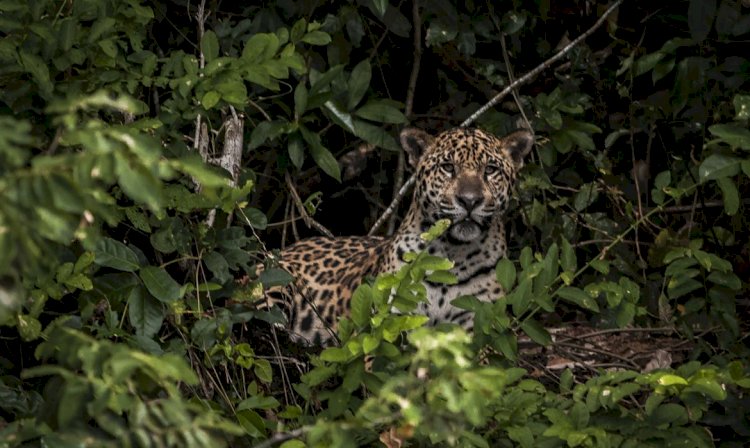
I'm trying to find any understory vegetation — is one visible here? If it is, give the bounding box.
[1,0,749,446]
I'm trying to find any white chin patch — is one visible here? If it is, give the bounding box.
[450,221,482,242]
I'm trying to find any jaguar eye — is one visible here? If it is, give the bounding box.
[484,165,500,176]
[440,162,455,174]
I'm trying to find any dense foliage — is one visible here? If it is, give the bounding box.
[1,0,749,446]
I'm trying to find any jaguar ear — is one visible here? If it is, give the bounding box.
[400,128,435,168]
[501,130,534,168]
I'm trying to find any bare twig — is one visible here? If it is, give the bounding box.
[206,108,244,227]
[461,0,623,127]
[285,172,334,238]
[369,0,624,235]
[45,127,63,155]
[640,199,748,215]
[193,0,207,152]
[500,35,533,130]
[368,175,416,236]
[386,0,423,235]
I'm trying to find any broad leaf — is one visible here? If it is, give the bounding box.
[93,238,141,272]
[688,0,716,42]
[520,319,551,346]
[347,60,371,110]
[300,126,341,181]
[200,30,219,62]
[128,286,164,338]
[139,266,181,303]
[699,153,741,181]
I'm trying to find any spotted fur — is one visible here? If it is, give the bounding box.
[261,127,534,345]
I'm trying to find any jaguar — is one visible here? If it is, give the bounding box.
[260,127,533,345]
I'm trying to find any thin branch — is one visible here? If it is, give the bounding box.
[369,0,624,235]
[285,172,334,238]
[404,0,422,119]
[193,0,207,152]
[461,0,623,127]
[386,0,423,235]
[368,175,416,236]
[641,199,748,215]
[498,30,533,133]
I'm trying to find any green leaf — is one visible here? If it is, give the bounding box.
[243,207,268,230]
[347,60,372,109]
[254,359,273,383]
[715,177,739,215]
[215,77,247,106]
[288,133,305,168]
[733,94,750,120]
[656,374,688,386]
[301,30,331,45]
[204,251,231,283]
[709,124,750,150]
[560,238,576,273]
[64,273,93,291]
[557,287,599,312]
[652,58,676,83]
[172,155,231,188]
[310,65,344,95]
[689,378,726,400]
[426,270,457,284]
[537,243,559,292]
[354,100,407,123]
[495,258,517,291]
[93,238,141,272]
[370,0,388,18]
[491,331,517,361]
[294,82,308,118]
[520,319,551,346]
[236,409,265,438]
[115,154,163,211]
[19,50,53,97]
[16,314,42,341]
[633,52,665,77]
[237,395,280,411]
[667,276,702,299]
[242,33,280,63]
[699,154,741,181]
[279,440,306,448]
[352,119,400,151]
[573,183,599,211]
[201,91,221,109]
[300,126,341,181]
[290,18,306,42]
[420,219,451,242]
[604,129,628,149]
[320,347,353,362]
[201,30,219,62]
[350,284,373,327]
[128,286,164,338]
[413,254,453,271]
[502,11,527,35]
[707,271,741,290]
[323,100,356,134]
[688,0,716,42]
[259,268,294,288]
[248,120,288,150]
[74,252,95,273]
[362,334,379,354]
[139,266,181,303]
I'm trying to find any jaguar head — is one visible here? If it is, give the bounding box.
[400,127,533,243]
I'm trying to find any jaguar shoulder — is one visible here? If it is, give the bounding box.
[260,127,533,345]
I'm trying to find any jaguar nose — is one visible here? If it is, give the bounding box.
[456,191,481,211]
